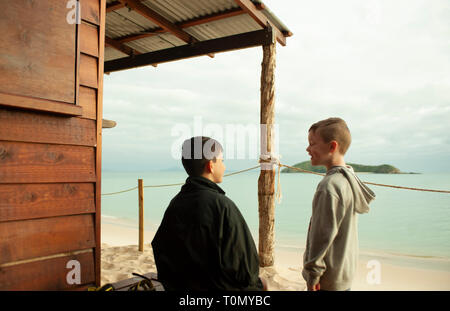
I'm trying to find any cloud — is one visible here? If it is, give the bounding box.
[102,0,450,173]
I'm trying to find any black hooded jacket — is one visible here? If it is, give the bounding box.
[151,176,263,291]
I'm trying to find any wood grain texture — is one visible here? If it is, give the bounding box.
[81,0,100,25]
[94,0,106,287]
[0,108,96,146]
[79,86,97,120]
[0,183,95,222]
[258,43,276,267]
[0,250,95,290]
[117,0,195,44]
[0,214,96,264]
[80,54,98,88]
[80,22,99,57]
[0,1,76,104]
[138,179,144,252]
[105,29,274,72]
[0,92,82,116]
[0,141,96,184]
[234,0,285,46]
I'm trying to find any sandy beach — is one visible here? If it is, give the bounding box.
[101,221,450,291]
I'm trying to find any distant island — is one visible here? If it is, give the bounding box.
[282,161,417,174]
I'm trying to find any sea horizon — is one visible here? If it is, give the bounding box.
[101,170,450,269]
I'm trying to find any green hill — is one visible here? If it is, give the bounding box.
[282,161,402,174]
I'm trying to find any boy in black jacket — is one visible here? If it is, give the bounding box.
[152,136,265,291]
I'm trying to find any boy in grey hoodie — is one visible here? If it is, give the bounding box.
[302,118,376,291]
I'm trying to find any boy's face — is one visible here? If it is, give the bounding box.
[306,130,331,168]
[210,152,226,183]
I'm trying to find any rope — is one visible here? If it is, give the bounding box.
[279,164,326,177]
[358,181,450,193]
[144,183,184,188]
[279,164,450,194]
[224,165,261,177]
[102,163,450,196]
[101,186,138,196]
[258,155,283,204]
[101,165,261,196]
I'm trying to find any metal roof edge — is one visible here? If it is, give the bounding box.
[251,0,292,36]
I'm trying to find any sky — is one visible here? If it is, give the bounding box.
[102,0,450,173]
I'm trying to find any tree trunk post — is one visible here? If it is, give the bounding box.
[258,42,276,267]
[138,178,144,252]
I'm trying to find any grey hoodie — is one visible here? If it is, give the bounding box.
[302,166,376,290]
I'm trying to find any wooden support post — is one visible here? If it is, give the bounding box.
[138,179,144,252]
[258,42,276,267]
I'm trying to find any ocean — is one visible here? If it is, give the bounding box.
[101,170,450,270]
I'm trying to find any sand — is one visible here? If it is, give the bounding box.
[101,222,450,291]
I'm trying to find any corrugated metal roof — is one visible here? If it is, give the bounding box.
[105,0,291,63]
[126,33,186,53]
[140,0,238,22]
[185,13,261,41]
[105,46,128,62]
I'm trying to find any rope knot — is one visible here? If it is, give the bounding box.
[258,154,280,171]
[258,154,283,204]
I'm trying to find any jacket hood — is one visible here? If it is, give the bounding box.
[327,166,376,214]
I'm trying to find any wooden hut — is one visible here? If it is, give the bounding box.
[0,0,291,290]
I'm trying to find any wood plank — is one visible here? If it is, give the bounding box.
[105,28,274,72]
[0,183,95,222]
[234,0,286,46]
[102,119,116,128]
[81,0,100,25]
[118,0,196,44]
[0,92,82,116]
[105,36,141,56]
[0,108,96,146]
[138,179,144,252]
[80,54,98,88]
[0,141,96,184]
[79,86,97,120]
[95,0,107,287]
[0,250,95,290]
[80,22,99,57]
[114,6,263,44]
[0,214,96,265]
[0,1,76,104]
[106,1,125,12]
[75,7,81,108]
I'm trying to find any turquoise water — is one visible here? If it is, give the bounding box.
[101,170,450,262]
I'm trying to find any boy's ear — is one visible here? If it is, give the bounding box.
[204,160,213,173]
[329,141,338,153]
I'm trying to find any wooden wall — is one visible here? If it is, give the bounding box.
[0,0,105,290]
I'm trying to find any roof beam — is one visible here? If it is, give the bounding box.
[179,6,253,28]
[106,1,125,13]
[105,36,141,56]
[107,0,265,16]
[105,28,275,73]
[117,0,197,44]
[233,0,286,46]
[112,6,264,44]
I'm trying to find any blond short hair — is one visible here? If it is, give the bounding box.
[309,117,352,155]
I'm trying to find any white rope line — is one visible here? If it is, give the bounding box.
[102,163,450,196]
[101,165,261,196]
[279,164,450,194]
